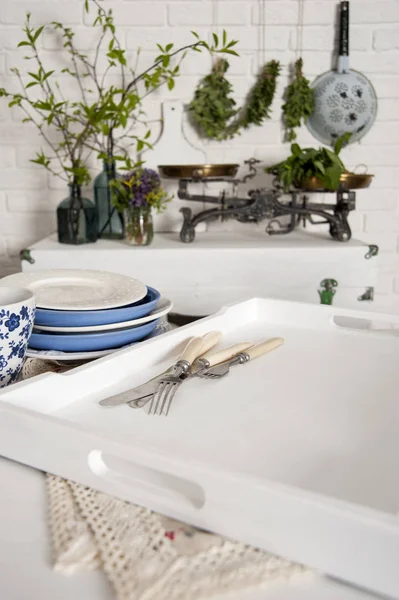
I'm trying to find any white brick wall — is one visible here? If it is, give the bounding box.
[0,0,398,311]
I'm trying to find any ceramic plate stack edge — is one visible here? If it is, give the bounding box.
[0,270,173,361]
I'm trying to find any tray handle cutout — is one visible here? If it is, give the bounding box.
[88,450,205,510]
[332,315,399,335]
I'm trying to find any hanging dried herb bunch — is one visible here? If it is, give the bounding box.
[189,58,239,141]
[282,58,314,142]
[241,60,281,128]
[189,58,281,140]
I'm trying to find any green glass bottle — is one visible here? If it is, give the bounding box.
[57,184,98,245]
[94,161,124,239]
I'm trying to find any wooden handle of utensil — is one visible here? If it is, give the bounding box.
[200,342,253,367]
[180,337,208,365]
[246,337,284,360]
[199,331,222,355]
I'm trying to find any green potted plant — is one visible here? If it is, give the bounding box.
[111,169,172,246]
[265,133,352,192]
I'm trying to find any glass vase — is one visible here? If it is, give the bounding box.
[93,160,124,239]
[57,184,98,245]
[124,206,153,246]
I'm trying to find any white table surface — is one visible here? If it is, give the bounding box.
[0,457,379,600]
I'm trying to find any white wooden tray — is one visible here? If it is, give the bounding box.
[1,298,399,598]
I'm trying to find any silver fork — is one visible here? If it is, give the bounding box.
[150,342,253,416]
[147,333,220,416]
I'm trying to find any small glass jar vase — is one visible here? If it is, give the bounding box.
[93,161,124,239]
[57,184,98,245]
[124,206,153,246]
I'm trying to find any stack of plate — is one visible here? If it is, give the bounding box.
[0,270,173,361]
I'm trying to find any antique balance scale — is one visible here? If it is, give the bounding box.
[158,159,371,243]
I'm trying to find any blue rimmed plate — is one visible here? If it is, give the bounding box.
[29,319,160,352]
[26,321,173,362]
[34,286,161,327]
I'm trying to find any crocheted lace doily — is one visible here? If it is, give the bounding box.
[23,358,310,600]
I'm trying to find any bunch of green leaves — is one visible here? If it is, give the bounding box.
[189,56,239,141]
[241,60,281,128]
[265,133,352,192]
[282,58,314,142]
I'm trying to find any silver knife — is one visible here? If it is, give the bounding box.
[99,331,222,407]
[127,342,254,409]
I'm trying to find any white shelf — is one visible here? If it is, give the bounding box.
[28,231,368,253]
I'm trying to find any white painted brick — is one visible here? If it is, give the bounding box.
[0,213,55,237]
[84,2,165,27]
[0,169,46,190]
[0,191,8,213]
[235,121,282,145]
[373,28,399,52]
[16,147,44,169]
[343,145,399,167]
[252,2,298,26]
[365,122,399,145]
[364,212,399,233]
[212,27,289,51]
[42,28,110,52]
[349,53,399,74]
[6,49,73,75]
[372,76,399,98]
[302,2,336,26]
[0,28,43,51]
[357,192,397,212]
[126,28,207,50]
[0,122,40,144]
[6,189,62,212]
[169,2,249,26]
[351,2,399,24]
[290,26,371,52]
[373,99,399,122]
[0,3,83,26]
[0,146,16,168]
[177,49,250,76]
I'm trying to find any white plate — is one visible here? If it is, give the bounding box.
[25,320,172,362]
[33,298,173,332]
[0,270,147,311]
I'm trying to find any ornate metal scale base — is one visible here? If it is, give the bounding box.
[159,161,357,243]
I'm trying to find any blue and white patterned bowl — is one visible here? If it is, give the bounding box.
[0,286,35,387]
